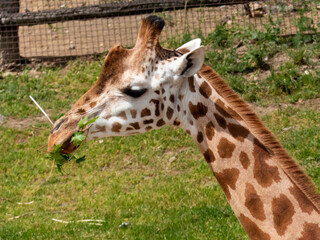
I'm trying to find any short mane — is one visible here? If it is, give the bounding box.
[199,64,320,210]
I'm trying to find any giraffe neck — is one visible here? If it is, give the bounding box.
[176,67,320,239]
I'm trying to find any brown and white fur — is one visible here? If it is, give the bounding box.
[48,16,320,239]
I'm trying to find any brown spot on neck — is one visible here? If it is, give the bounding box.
[189,102,208,120]
[188,76,196,92]
[253,138,281,187]
[298,223,320,240]
[244,183,266,221]
[239,151,250,169]
[203,149,215,163]
[272,194,295,236]
[205,122,215,141]
[289,185,317,215]
[227,123,250,142]
[197,131,203,143]
[217,137,236,159]
[199,81,212,99]
[214,168,240,200]
[238,214,271,240]
[214,113,227,129]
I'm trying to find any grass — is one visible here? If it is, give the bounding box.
[1,17,320,239]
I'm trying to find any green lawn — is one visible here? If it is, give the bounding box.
[0,21,320,239]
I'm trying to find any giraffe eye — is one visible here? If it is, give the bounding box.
[123,86,148,98]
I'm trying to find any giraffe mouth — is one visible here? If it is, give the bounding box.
[60,136,78,154]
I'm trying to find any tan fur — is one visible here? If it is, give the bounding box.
[199,64,320,211]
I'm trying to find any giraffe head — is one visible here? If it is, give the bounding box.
[47,15,204,153]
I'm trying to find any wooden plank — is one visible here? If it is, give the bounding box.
[0,0,21,65]
[0,0,252,27]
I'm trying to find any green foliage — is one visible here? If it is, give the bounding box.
[71,132,86,147]
[206,24,233,48]
[48,116,98,172]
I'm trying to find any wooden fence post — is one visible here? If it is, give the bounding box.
[0,0,20,66]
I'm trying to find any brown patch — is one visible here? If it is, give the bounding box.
[77,108,86,114]
[89,101,97,108]
[150,99,160,116]
[111,122,122,132]
[141,67,145,73]
[214,113,227,129]
[143,119,154,125]
[156,119,165,127]
[130,110,137,119]
[203,149,215,163]
[215,99,242,121]
[188,76,196,92]
[253,138,281,187]
[126,127,134,131]
[166,107,174,120]
[161,103,164,111]
[85,96,91,102]
[238,214,271,240]
[217,137,236,159]
[289,186,315,215]
[189,102,208,119]
[244,183,266,221]
[117,111,127,120]
[163,96,166,101]
[197,132,203,143]
[179,95,184,101]
[199,64,320,209]
[177,105,180,112]
[146,126,153,130]
[169,95,175,103]
[155,90,160,95]
[272,194,295,236]
[189,119,193,125]
[228,123,250,142]
[173,119,180,126]
[130,122,140,130]
[186,130,191,135]
[239,151,250,169]
[199,81,212,99]
[205,122,215,141]
[214,168,240,200]
[96,125,106,132]
[161,88,165,94]
[141,108,151,117]
[298,223,320,240]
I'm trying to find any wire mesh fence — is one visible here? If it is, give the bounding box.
[1,0,320,68]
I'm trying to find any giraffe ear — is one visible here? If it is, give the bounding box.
[177,38,202,52]
[176,46,205,77]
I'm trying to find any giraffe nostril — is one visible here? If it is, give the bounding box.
[51,118,67,133]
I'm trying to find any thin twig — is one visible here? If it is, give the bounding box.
[52,218,104,225]
[17,201,34,205]
[29,95,54,125]
[7,212,34,221]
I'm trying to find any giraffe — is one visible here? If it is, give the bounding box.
[47,16,320,239]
